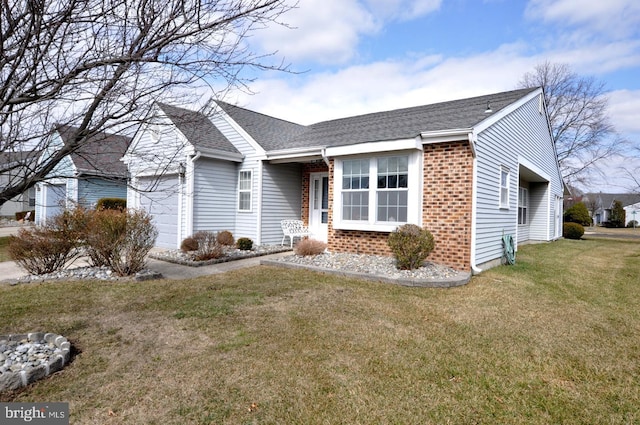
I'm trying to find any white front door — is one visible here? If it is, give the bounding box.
[309,173,329,242]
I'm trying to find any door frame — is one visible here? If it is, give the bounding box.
[308,172,329,242]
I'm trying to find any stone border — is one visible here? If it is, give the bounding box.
[260,259,471,288]
[0,332,71,392]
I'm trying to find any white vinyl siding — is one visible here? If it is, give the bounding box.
[238,170,252,212]
[192,158,237,234]
[474,94,564,266]
[261,163,303,244]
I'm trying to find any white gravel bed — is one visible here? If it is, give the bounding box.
[273,252,463,281]
[150,245,292,266]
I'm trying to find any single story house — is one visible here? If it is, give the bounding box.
[35,125,131,224]
[0,151,39,218]
[582,193,640,226]
[125,87,564,272]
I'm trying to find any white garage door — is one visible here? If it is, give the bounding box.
[43,184,66,222]
[139,176,180,249]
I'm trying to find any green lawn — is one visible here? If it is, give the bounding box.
[1,237,639,424]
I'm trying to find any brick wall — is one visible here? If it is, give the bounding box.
[323,141,474,271]
[421,141,474,271]
[301,161,329,226]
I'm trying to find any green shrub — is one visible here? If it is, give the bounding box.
[216,230,235,246]
[294,239,327,256]
[387,224,435,270]
[180,236,199,252]
[96,197,127,211]
[192,230,223,261]
[236,237,253,251]
[563,222,584,240]
[626,220,638,228]
[564,202,591,226]
[84,208,157,275]
[609,200,626,228]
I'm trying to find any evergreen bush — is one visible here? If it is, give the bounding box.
[563,222,584,239]
[96,197,127,211]
[563,202,591,226]
[236,237,253,251]
[387,224,435,270]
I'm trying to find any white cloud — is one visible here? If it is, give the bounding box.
[608,90,640,136]
[526,0,640,39]
[365,0,442,21]
[255,0,378,65]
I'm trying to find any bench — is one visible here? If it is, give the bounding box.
[281,219,311,248]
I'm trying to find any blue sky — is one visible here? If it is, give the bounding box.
[223,0,640,192]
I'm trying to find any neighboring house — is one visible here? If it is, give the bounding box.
[35,125,131,224]
[582,193,640,225]
[0,151,38,218]
[125,87,564,272]
[625,202,640,227]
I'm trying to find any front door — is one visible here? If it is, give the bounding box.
[309,173,329,242]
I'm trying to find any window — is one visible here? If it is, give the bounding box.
[500,167,510,208]
[342,159,369,221]
[336,153,418,231]
[518,187,528,225]
[238,170,252,211]
[376,156,408,222]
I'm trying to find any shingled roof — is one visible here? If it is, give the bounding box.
[215,88,538,152]
[157,103,241,155]
[56,125,131,178]
[214,101,308,151]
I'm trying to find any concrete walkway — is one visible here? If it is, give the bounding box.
[0,251,293,283]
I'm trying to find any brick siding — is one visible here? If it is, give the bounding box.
[306,142,474,271]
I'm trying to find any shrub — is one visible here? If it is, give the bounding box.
[84,209,158,275]
[563,202,591,226]
[216,230,235,246]
[192,230,223,261]
[8,206,91,275]
[295,239,327,256]
[627,220,638,228]
[608,200,626,228]
[8,227,76,275]
[387,224,435,270]
[236,237,253,251]
[96,197,127,211]
[180,236,199,252]
[563,222,584,240]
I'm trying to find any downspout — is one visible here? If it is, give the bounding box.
[321,147,330,166]
[256,159,263,245]
[468,132,482,275]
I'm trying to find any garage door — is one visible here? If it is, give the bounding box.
[139,176,180,249]
[43,184,66,222]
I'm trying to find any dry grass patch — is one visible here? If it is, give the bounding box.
[1,238,639,424]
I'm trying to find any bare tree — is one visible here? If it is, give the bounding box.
[519,62,624,186]
[0,0,292,208]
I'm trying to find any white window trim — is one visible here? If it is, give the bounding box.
[499,166,510,209]
[333,151,421,232]
[238,169,253,212]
